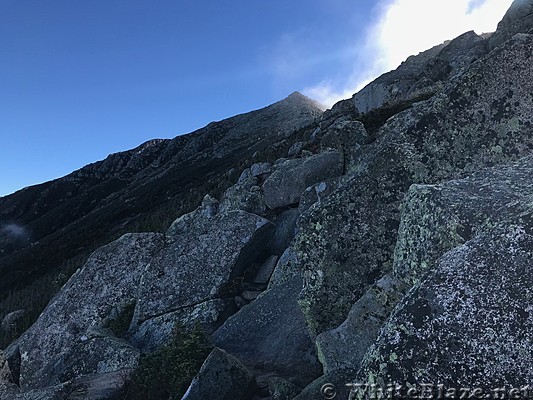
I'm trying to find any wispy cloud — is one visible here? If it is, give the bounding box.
[1,223,29,239]
[303,0,514,107]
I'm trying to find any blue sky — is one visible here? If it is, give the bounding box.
[0,0,512,197]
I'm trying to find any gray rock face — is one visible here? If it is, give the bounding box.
[348,155,533,389]
[316,274,406,374]
[182,347,253,400]
[262,149,344,209]
[268,247,301,288]
[212,277,321,387]
[319,118,370,169]
[358,227,533,390]
[268,376,301,400]
[0,353,11,382]
[15,233,164,390]
[131,299,234,352]
[219,171,267,216]
[36,336,139,388]
[490,0,533,49]
[353,30,487,114]
[0,351,15,394]
[253,255,279,285]
[298,179,339,214]
[295,32,533,335]
[134,209,275,323]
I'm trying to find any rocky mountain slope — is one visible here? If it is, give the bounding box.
[1,1,533,399]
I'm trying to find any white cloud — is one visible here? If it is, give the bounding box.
[304,0,514,107]
[1,223,27,238]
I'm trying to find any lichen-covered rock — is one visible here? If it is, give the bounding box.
[250,162,272,178]
[319,118,370,169]
[489,0,533,49]
[35,336,139,388]
[0,350,17,395]
[134,209,275,323]
[394,156,533,286]
[268,376,301,400]
[295,32,533,335]
[268,247,301,288]
[167,194,220,236]
[15,233,164,390]
[219,171,267,215]
[353,31,487,114]
[212,277,321,387]
[262,149,344,209]
[356,227,533,391]
[316,274,406,374]
[182,347,253,400]
[298,179,339,214]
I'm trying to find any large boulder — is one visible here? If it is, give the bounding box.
[262,149,344,209]
[219,170,267,216]
[294,32,533,335]
[357,227,533,391]
[133,207,275,324]
[348,155,533,391]
[212,277,321,387]
[35,336,139,389]
[15,232,164,390]
[182,347,253,400]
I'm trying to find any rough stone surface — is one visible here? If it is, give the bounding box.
[294,32,533,335]
[357,227,533,390]
[320,118,370,169]
[15,233,164,390]
[35,336,139,388]
[131,299,234,352]
[262,149,344,209]
[250,162,272,178]
[298,179,339,215]
[212,277,321,387]
[268,376,301,400]
[352,30,487,113]
[490,0,533,49]
[135,209,275,323]
[293,369,356,400]
[316,274,406,374]
[219,173,267,216]
[268,247,301,288]
[182,347,253,400]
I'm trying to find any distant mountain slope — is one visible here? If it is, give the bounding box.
[0,92,323,302]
